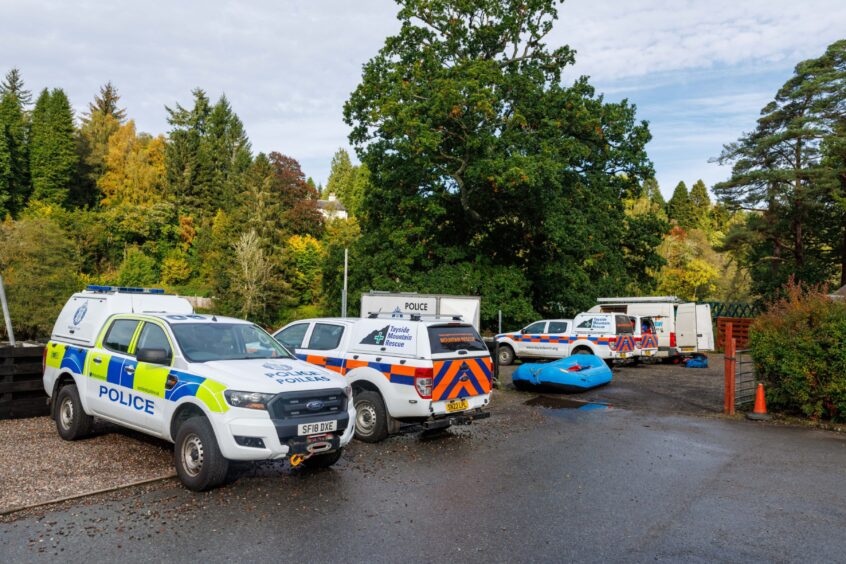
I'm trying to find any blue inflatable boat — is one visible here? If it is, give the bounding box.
[512,354,613,392]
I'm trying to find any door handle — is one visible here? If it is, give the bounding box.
[165,374,178,390]
[124,365,135,375]
[399,359,406,364]
[353,355,359,360]
[93,357,102,364]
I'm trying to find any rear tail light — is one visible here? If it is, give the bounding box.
[670,332,676,348]
[414,367,433,399]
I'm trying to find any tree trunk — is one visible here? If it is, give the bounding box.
[793,141,804,268]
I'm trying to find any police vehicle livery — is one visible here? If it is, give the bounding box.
[275,314,492,443]
[43,286,355,491]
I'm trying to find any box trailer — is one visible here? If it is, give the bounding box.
[360,292,481,331]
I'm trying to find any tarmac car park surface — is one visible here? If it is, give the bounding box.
[3,358,846,562]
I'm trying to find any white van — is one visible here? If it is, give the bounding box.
[588,297,714,357]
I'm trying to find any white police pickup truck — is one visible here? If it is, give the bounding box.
[43,286,355,491]
[275,314,492,442]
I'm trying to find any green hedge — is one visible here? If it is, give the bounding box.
[750,284,846,421]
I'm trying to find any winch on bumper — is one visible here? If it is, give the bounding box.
[268,388,351,455]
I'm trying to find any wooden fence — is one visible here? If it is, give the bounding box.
[716,317,754,350]
[0,345,49,420]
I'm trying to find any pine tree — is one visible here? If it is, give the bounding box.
[667,181,693,229]
[76,82,127,207]
[0,68,32,105]
[688,179,712,230]
[642,178,665,207]
[0,129,11,216]
[324,148,355,201]
[0,69,31,214]
[166,90,251,216]
[29,89,78,206]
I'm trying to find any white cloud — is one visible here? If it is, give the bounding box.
[0,0,842,187]
[554,0,846,82]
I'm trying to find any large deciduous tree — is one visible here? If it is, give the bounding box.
[343,0,657,324]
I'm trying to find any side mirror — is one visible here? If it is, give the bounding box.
[137,347,171,365]
[520,328,529,334]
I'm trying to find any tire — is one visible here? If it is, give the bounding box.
[302,447,344,469]
[353,391,389,443]
[572,347,591,355]
[497,345,515,366]
[54,384,93,441]
[174,416,229,492]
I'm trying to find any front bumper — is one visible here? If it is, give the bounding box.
[213,403,355,461]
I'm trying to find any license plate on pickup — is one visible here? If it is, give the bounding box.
[618,352,629,358]
[445,399,469,413]
[298,420,337,436]
[680,346,695,352]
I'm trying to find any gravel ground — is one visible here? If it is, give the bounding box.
[0,417,172,512]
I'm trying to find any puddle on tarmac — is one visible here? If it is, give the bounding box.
[524,395,611,411]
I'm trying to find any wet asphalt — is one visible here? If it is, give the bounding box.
[3,366,846,563]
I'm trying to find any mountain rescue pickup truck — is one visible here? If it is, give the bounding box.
[495,313,648,366]
[43,286,355,491]
[275,314,493,442]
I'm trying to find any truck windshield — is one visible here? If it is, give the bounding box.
[171,323,294,362]
[428,325,487,354]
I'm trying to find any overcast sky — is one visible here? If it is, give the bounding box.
[2,0,845,196]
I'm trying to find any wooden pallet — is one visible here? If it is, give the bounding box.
[0,345,49,420]
[716,317,754,350]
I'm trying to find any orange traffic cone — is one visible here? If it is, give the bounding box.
[746,383,771,421]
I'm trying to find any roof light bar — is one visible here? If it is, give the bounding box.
[86,285,166,295]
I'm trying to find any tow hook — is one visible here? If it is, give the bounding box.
[290,453,311,467]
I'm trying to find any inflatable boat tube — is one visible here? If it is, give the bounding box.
[512,354,613,392]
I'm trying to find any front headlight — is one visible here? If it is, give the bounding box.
[224,390,275,410]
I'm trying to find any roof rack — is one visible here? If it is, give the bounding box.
[86,285,166,295]
[366,312,464,322]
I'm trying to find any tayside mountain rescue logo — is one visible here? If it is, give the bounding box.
[359,324,413,349]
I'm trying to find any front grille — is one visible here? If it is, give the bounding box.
[268,388,346,420]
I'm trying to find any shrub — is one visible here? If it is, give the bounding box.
[0,217,82,340]
[750,281,846,421]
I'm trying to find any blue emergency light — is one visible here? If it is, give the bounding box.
[86,285,166,295]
